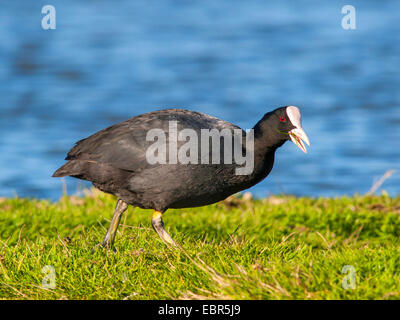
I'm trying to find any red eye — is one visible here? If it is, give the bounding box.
[280,116,286,122]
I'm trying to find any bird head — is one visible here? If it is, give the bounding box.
[273,106,310,153]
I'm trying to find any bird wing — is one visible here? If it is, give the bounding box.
[64,109,243,173]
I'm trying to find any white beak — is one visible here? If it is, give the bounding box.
[289,127,310,153]
[286,106,310,153]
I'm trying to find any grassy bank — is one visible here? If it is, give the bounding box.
[0,189,400,300]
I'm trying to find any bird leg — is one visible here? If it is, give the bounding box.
[151,211,177,247]
[92,199,128,253]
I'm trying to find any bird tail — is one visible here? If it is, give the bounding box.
[52,160,83,177]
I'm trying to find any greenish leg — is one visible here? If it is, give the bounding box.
[151,210,177,247]
[92,199,128,253]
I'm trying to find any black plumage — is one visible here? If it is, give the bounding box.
[53,107,309,250]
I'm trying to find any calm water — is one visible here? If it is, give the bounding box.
[0,0,399,200]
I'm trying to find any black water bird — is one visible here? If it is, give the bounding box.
[53,106,310,250]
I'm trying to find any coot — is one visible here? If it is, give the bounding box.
[53,106,309,250]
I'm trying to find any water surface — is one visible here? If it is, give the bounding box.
[0,0,399,199]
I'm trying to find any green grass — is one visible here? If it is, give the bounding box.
[1,189,400,300]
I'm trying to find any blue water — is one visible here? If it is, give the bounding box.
[0,0,399,200]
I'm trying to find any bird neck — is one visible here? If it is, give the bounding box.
[243,113,288,185]
[252,112,288,155]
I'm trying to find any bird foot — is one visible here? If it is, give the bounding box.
[91,242,117,254]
